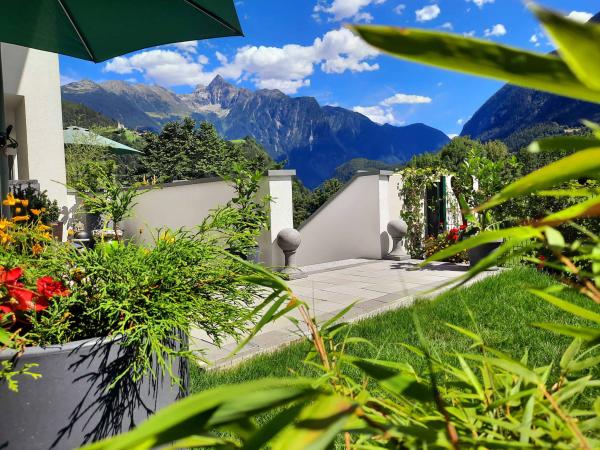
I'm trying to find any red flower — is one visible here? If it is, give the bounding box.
[459,224,467,231]
[450,227,459,234]
[8,286,48,312]
[0,267,23,285]
[37,276,69,299]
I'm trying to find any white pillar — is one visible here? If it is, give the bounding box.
[257,170,295,267]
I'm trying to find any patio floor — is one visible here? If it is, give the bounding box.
[191,259,487,368]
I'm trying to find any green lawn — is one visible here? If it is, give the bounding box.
[191,267,600,393]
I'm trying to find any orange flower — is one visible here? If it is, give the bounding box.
[37,224,51,232]
[30,209,41,216]
[32,243,43,255]
[2,193,17,206]
[15,207,22,213]
[21,199,29,207]
[12,215,30,223]
[0,219,12,230]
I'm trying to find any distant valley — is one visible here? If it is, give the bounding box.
[61,76,450,188]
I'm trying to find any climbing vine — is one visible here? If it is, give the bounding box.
[397,167,446,258]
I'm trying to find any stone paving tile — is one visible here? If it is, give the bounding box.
[192,260,494,368]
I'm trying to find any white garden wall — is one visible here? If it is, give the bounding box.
[295,171,394,266]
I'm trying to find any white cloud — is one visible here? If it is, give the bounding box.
[353,105,397,124]
[353,91,432,125]
[567,10,593,23]
[467,0,494,9]
[447,133,459,139]
[104,28,379,94]
[529,33,540,47]
[172,41,198,54]
[440,22,453,30]
[457,118,465,125]
[415,4,440,22]
[484,23,506,37]
[104,50,215,86]
[393,3,406,14]
[381,93,432,105]
[313,0,386,22]
[463,30,476,37]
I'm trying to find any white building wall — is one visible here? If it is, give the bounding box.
[2,43,67,210]
[295,171,393,266]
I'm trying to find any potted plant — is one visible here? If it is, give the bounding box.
[71,165,150,244]
[0,193,273,450]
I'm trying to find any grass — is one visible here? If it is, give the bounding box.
[191,267,600,393]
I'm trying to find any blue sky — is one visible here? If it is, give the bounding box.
[59,0,596,137]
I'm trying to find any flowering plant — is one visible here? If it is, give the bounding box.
[0,266,69,330]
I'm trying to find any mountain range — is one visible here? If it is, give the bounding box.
[61,76,450,188]
[461,12,600,142]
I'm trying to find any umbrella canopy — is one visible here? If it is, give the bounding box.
[63,127,141,156]
[0,0,242,62]
[0,0,243,216]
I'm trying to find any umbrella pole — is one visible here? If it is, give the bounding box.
[0,45,9,217]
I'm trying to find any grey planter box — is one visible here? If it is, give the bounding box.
[0,336,188,450]
[467,240,503,268]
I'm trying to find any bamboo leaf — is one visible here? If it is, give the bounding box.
[81,378,319,450]
[528,136,600,154]
[270,395,356,450]
[560,339,582,371]
[537,197,600,227]
[422,227,541,265]
[529,289,600,324]
[531,322,600,342]
[477,148,600,210]
[349,24,600,104]
[533,5,600,91]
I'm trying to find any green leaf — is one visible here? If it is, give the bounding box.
[544,227,565,248]
[81,378,319,450]
[533,5,600,91]
[445,323,483,346]
[570,354,600,372]
[349,24,600,104]
[478,148,600,210]
[270,395,356,450]
[537,196,600,227]
[531,322,600,342]
[421,226,541,265]
[560,339,582,371]
[165,434,240,449]
[519,394,535,444]
[529,289,600,324]
[528,136,600,154]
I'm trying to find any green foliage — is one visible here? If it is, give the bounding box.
[27,225,267,384]
[139,118,273,183]
[398,167,443,258]
[62,100,117,129]
[504,122,588,152]
[71,166,148,238]
[222,163,270,256]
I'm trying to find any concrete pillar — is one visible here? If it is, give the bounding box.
[257,170,295,268]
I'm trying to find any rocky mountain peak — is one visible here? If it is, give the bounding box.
[62,79,102,93]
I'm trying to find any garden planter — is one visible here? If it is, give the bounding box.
[0,336,188,450]
[467,239,503,268]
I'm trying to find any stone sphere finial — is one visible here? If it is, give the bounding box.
[276,228,306,279]
[277,228,301,252]
[387,219,408,239]
[385,219,410,261]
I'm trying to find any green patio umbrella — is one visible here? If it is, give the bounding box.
[0,0,243,215]
[63,126,141,155]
